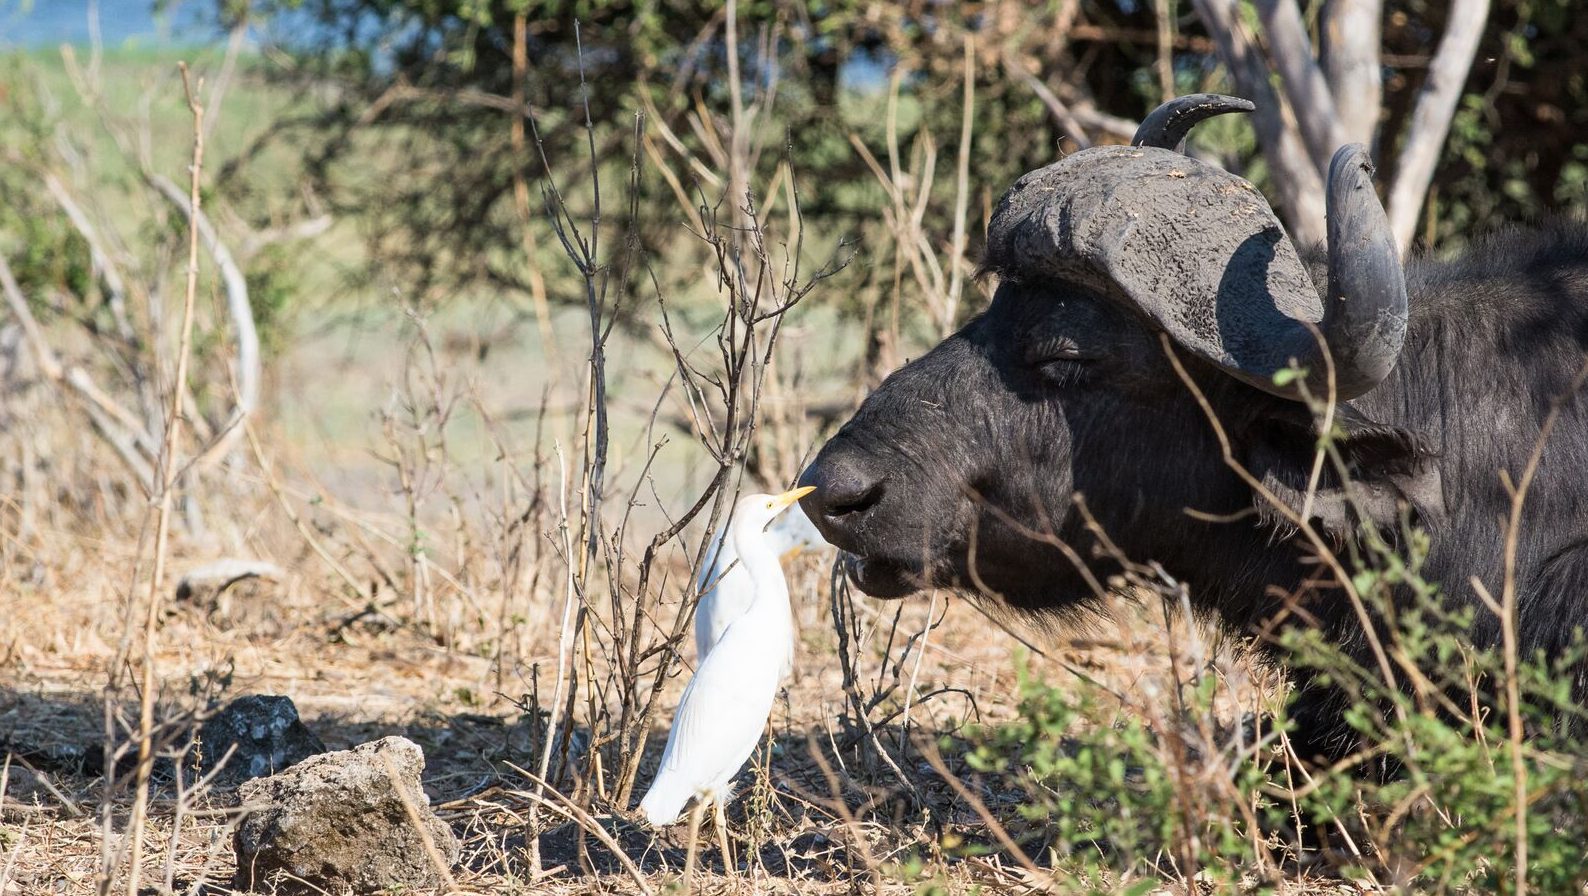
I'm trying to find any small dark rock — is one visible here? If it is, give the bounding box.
[233,736,459,895]
[0,737,91,778]
[2,766,49,805]
[193,695,325,789]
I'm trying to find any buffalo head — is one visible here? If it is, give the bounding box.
[799,94,1421,614]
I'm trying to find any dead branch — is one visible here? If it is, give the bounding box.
[1386,0,1490,254]
[1061,95,1140,142]
[1192,0,1329,245]
[235,214,333,258]
[1069,22,1218,54]
[1001,51,1092,149]
[1321,0,1385,146]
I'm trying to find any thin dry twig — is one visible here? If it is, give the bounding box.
[505,763,657,896]
[124,63,206,896]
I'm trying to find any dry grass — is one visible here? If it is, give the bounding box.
[0,513,1317,895]
[0,324,1369,893]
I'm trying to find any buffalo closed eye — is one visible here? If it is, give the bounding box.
[1025,338,1096,382]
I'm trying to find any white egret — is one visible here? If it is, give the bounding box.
[638,486,817,849]
[693,499,827,676]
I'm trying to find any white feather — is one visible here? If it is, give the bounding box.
[638,489,816,825]
[638,615,784,823]
[693,504,827,677]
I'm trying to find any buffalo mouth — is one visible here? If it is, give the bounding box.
[840,553,928,599]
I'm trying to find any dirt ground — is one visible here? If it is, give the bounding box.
[0,514,1374,896]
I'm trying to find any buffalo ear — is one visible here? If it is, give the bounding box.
[1241,405,1442,540]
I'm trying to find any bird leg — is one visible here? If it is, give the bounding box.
[713,798,735,874]
[682,798,707,889]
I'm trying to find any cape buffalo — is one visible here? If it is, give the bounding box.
[797,94,1588,760]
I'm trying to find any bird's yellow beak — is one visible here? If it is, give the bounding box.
[771,485,816,511]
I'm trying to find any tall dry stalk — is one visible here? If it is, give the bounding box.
[518,21,616,848]
[121,64,205,896]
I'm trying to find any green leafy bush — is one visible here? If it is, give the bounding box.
[960,653,1281,892]
[1281,571,1588,892]
[955,509,1588,892]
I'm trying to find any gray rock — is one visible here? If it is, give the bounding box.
[193,695,325,789]
[233,736,459,894]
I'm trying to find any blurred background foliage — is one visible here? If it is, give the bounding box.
[4,0,1587,363]
[192,0,1588,324]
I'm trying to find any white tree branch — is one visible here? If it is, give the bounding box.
[1192,0,1328,246]
[237,214,333,258]
[1386,0,1490,254]
[147,172,260,453]
[42,171,137,343]
[200,21,249,145]
[1256,0,1349,172]
[1321,0,1385,147]
[0,253,156,490]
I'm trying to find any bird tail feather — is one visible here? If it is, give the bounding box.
[637,775,692,826]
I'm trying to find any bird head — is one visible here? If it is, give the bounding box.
[734,486,817,537]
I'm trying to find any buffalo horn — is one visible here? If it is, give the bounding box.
[984,108,1407,401]
[1317,144,1409,398]
[1132,93,1256,150]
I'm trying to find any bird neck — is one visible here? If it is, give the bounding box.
[732,525,792,619]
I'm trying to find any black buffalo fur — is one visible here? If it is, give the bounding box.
[800,222,1588,763]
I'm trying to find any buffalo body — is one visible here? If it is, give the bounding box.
[799,96,1588,759]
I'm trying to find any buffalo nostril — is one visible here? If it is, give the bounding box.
[799,456,885,520]
[825,477,883,515]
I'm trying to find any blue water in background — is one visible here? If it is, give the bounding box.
[0,0,226,49]
[0,1,891,88]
